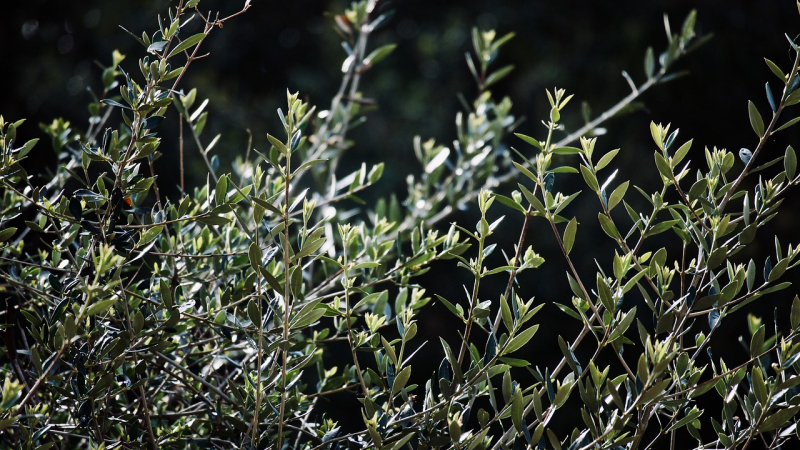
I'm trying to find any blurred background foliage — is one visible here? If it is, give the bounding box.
[5,0,800,433]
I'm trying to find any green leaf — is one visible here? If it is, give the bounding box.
[688,178,708,201]
[563,217,577,255]
[290,266,303,298]
[608,307,637,343]
[391,366,411,397]
[759,406,800,433]
[381,336,398,367]
[665,407,703,432]
[650,121,663,149]
[100,99,132,110]
[518,184,546,215]
[513,162,538,183]
[597,273,614,312]
[249,242,261,271]
[251,196,282,215]
[293,306,325,329]
[86,299,116,316]
[750,325,765,358]
[364,44,397,67]
[295,237,326,261]
[160,279,173,310]
[267,134,289,156]
[18,138,39,158]
[706,245,728,269]
[503,325,539,354]
[515,133,542,150]
[597,213,619,240]
[0,227,17,243]
[787,89,800,106]
[553,381,572,408]
[680,10,697,44]
[767,257,789,282]
[440,337,463,383]
[672,139,693,167]
[638,379,670,405]
[215,174,228,206]
[498,357,530,367]
[550,106,560,123]
[163,67,181,81]
[484,65,514,88]
[502,371,512,406]
[752,366,768,405]
[554,191,581,215]
[580,165,599,192]
[436,295,464,319]
[776,374,800,393]
[483,265,515,276]
[139,225,163,247]
[352,261,380,270]
[494,194,526,214]
[386,432,415,450]
[748,100,765,137]
[792,296,800,330]
[127,310,143,337]
[500,295,513,331]
[595,149,619,171]
[166,32,207,59]
[653,152,673,180]
[554,302,582,321]
[764,58,786,83]
[196,214,231,225]
[751,156,783,174]
[294,158,328,174]
[785,145,797,179]
[259,267,283,293]
[608,181,629,211]
[761,282,791,295]
[644,46,655,79]
[511,387,524,432]
[774,117,800,133]
[646,219,680,237]
[247,299,260,326]
[558,335,581,374]
[740,223,757,245]
[552,146,583,155]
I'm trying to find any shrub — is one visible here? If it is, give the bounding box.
[2,1,800,449]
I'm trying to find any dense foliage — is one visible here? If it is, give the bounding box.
[3,1,800,449]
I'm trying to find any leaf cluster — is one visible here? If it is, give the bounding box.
[2,2,800,450]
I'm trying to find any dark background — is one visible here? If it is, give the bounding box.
[4,0,800,444]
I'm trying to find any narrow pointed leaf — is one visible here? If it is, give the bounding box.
[748,100,765,137]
